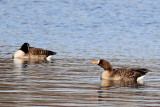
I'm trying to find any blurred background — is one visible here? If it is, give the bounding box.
[0,0,160,106]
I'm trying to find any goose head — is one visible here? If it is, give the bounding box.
[92,59,113,71]
[20,43,30,53]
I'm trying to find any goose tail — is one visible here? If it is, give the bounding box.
[48,51,56,55]
[135,68,150,74]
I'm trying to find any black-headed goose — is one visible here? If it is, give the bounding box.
[13,43,56,60]
[92,59,149,82]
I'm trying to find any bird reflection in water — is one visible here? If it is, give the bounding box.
[100,79,143,89]
[97,79,146,102]
[13,58,52,71]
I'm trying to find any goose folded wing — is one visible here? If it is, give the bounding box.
[29,47,56,55]
[112,68,135,78]
[133,68,149,78]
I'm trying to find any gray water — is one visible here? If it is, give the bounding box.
[0,0,160,106]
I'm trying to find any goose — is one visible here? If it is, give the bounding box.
[92,59,149,82]
[13,43,56,60]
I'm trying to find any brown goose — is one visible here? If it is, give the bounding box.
[92,59,149,82]
[13,43,56,60]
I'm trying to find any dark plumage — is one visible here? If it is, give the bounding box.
[28,47,56,55]
[13,43,56,59]
[92,59,149,81]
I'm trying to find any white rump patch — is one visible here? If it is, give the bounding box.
[13,50,25,58]
[46,55,52,61]
[137,76,145,84]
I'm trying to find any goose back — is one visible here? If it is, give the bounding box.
[111,68,149,80]
[28,47,56,56]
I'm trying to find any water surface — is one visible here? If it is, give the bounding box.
[0,0,160,106]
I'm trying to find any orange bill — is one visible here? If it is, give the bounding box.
[91,61,99,64]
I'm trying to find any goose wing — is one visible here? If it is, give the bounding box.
[132,68,149,78]
[112,68,149,79]
[29,47,56,56]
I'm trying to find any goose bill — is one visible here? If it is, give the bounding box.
[92,61,99,64]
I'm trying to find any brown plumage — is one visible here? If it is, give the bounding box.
[13,43,56,59]
[28,47,55,56]
[92,59,149,81]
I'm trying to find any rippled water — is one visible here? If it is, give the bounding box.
[0,0,160,106]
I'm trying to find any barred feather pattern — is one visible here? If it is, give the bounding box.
[111,68,148,80]
[28,47,56,56]
[96,59,149,81]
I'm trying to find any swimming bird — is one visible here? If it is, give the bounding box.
[92,59,149,82]
[13,43,56,60]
